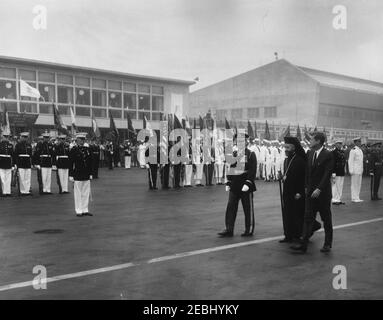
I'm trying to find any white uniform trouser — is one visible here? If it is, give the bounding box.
[265,162,272,180]
[224,163,230,183]
[215,163,224,183]
[194,163,204,184]
[0,169,12,195]
[184,164,193,186]
[332,176,344,202]
[18,168,31,194]
[41,167,52,193]
[351,174,362,201]
[124,156,131,169]
[74,180,90,214]
[58,169,69,193]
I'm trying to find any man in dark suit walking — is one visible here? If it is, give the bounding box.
[291,132,334,253]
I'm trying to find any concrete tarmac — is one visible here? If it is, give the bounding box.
[0,167,382,299]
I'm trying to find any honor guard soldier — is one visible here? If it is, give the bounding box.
[218,136,257,237]
[369,142,382,200]
[183,137,193,187]
[348,137,364,202]
[0,132,14,197]
[34,132,54,194]
[14,132,33,195]
[53,134,70,194]
[123,139,132,169]
[105,140,114,170]
[89,139,100,178]
[69,133,93,217]
[331,139,346,205]
[145,141,159,190]
[214,138,225,185]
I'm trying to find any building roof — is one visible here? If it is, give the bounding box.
[0,55,195,86]
[297,65,383,95]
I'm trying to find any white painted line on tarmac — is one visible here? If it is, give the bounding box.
[0,217,382,293]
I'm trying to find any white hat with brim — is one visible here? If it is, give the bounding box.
[20,132,30,137]
[353,137,361,141]
[75,132,87,139]
[58,134,67,139]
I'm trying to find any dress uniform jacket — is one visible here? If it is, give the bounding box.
[14,141,33,168]
[54,143,70,169]
[332,148,346,176]
[69,145,93,181]
[34,141,54,167]
[0,141,14,169]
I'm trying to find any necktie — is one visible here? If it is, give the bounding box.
[312,151,317,165]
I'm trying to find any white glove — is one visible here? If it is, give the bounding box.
[36,165,41,170]
[12,165,17,170]
[225,186,230,192]
[89,175,93,180]
[332,173,336,178]
[52,165,57,170]
[69,176,74,182]
[145,164,150,169]
[242,184,249,192]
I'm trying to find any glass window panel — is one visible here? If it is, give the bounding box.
[138,84,150,94]
[138,111,150,120]
[57,74,73,85]
[75,88,90,105]
[109,108,122,119]
[247,107,259,118]
[231,109,242,119]
[152,86,164,95]
[0,67,16,79]
[109,91,121,108]
[108,80,122,90]
[152,96,163,111]
[75,76,90,87]
[39,104,54,114]
[19,69,36,81]
[38,84,55,102]
[138,94,150,110]
[151,112,161,121]
[124,93,137,110]
[124,82,136,92]
[58,86,73,104]
[20,82,38,101]
[38,71,55,83]
[92,90,106,106]
[20,103,37,113]
[76,107,91,117]
[92,108,107,118]
[124,110,137,120]
[0,102,17,112]
[92,78,106,89]
[0,80,16,99]
[58,105,71,115]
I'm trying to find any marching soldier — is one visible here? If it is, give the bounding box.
[369,142,382,200]
[218,136,257,237]
[183,137,193,187]
[0,132,14,197]
[123,139,132,169]
[193,139,204,187]
[348,137,364,202]
[331,139,346,205]
[14,132,33,195]
[89,139,100,178]
[53,134,70,194]
[34,132,54,194]
[145,141,159,190]
[69,132,93,217]
[105,140,114,170]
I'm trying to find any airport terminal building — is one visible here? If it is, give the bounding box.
[0,56,194,136]
[190,59,383,141]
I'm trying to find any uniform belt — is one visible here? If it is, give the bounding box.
[0,155,11,157]
[57,156,68,158]
[375,162,382,165]
[18,154,30,157]
[40,155,51,157]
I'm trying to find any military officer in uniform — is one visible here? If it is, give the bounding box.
[105,140,114,170]
[146,141,159,190]
[34,132,54,194]
[348,137,364,202]
[123,139,132,169]
[183,138,193,187]
[53,134,70,194]
[218,136,257,237]
[369,142,382,200]
[331,139,346,205]
[0,132,14,197]
[69,133,93,217]
[14,132,33,195]
[89,139,100,178]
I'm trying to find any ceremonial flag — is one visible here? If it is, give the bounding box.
[254,121,258,138]
[296,124,302,141]
[53,105,69,135]
[70,106,77,134]
[303,124,311,143]
[20,79,41,99]
[0,102,10,136]
[225,118,231,130]
[264,120,271,140]
[247,120,254,139]
[91,113,101,138]
[184,116,192,136]
[199,115,205,130]
[109,109,119,142]
[143,115,154,137]
[278,124,290,140]
[174,114,183,129]
[126,112,135,140]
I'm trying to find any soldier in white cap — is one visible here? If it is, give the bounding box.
[14,132,33,195]
[214,137,225,185]
[53,134,70,194]
[123,139,132,169]
[69,132,93,217]
[348,137,364,202]
[0,132,14,197]
[34,132,54,194]
[331,139,346,205]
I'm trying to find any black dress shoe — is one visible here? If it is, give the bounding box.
[320,245,331,253]
[76,214,83,217]
[290,244,307,253]
[241,231,253,237]
[217,230,233,237]
[279,238,292,243]
[83,212,93,216]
